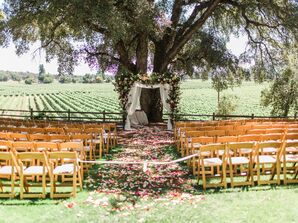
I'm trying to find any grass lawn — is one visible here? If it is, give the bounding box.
[0,143,297,223]
[0,185,297,223]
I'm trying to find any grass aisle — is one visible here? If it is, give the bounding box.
[0,126,297,223]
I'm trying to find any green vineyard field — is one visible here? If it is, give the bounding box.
[0,80,279,120]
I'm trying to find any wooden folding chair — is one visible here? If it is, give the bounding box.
[253,142,282,185]
[281,141,298,185]
[48,152,82,198]
[182,131,205,157]
[197,144,227,190]
[0,151,18,198]
[226,142,255,187]
[84,128,103,159]
[59,142,86,176]
[71,134,94,160]
[189,136,214,175]
[104,123,118,147]
[17,152,49,199]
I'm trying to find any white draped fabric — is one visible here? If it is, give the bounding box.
[125,82,172,130]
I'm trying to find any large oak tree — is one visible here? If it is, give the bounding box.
[0,0,297,121]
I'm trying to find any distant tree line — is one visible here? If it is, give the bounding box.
[0,64,114,84]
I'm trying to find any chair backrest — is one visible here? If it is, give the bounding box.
[8,133,29,141]
[44,127,65,134]
[227,142,255,156]
[226,130,246,136]
[205,130,226,137]
[34,142,59,152]
[0,140,12,151]
[238,134,262,142]
[0,132,9,140]
[49,134,70,142]
[0,151,19,173]
[199,143,227,157]
[191,136,214,145]
[64,128,82,135]
[59,142,84,154]
[261,133,284,142]
[12,141,35,152]
[47,151,79,167]
[17,152,47,163]
[256,142,283,154]
[285,133,298,141]
[247,129,267,135]
[28,134,50,141]
[28,128,45,134]
[265,128,285,134]
[217,136,238,143]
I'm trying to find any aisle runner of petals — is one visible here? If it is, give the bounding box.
[83,126,203,211]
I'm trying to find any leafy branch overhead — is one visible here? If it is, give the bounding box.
[0,0,297,77]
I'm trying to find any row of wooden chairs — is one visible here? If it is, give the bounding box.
[175,122,298,145]
[182,133,298,157]
[0,132,103,159]
[0,145,84,199]
[0,118,118,130]
[0,127,118,159]
[195,141,298,190]
[0,125,117,146]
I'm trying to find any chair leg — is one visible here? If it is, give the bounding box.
[42,174,46,198]
[229,163,234,188]
[257,163,261,185]
[50,174,54,199]
[202,163,206,190]
[223,164,227,189]
[20,176,24,199]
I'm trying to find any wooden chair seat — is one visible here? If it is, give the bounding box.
[286,147,298,152]
[227,157,250,165]
[281,154,298,162]
[239,148,253,154]
[53,164,75,175]
[0,166,18,174]
[263,147,278,153]
[23,166,47,175]
[202,157,223,166]
[256,155,276,164]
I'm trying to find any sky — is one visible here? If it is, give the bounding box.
[0,0,247,75]
[0,36,247,75]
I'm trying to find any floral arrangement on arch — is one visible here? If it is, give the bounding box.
[114,72,181,116]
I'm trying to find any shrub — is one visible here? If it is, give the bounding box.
[59,75,72,83]
[25,77,34,85]
[217,94,239,118]
[261,68,297,117]
[42,74,54,84]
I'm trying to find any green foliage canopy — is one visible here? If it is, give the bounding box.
[0,0,297,77]
[261,68,298,117]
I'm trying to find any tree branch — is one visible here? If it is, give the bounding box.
[165,0,222,69]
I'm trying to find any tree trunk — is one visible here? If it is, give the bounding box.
[140,88,163,122]
[217,90,220,111]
